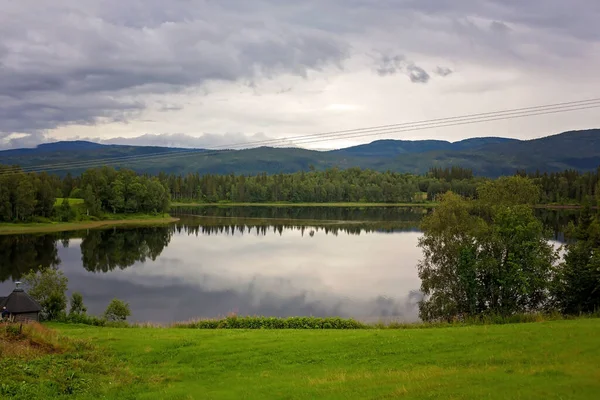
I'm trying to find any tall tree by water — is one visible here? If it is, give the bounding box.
[417,177,557,321]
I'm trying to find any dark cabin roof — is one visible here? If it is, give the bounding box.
[2,289,42,313]
[0,297,6,307]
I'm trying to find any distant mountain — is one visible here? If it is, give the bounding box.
[331,137,518,158]
[0,129,598,177]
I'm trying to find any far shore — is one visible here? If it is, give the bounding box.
[0,216,179,235]
[172,201,595,209]
[171,202,438,208]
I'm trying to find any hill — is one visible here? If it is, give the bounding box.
[0,129,598,177]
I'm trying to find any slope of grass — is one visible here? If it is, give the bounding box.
[0,322,134,399]
[54,197,85,206]
[42,319,600,399]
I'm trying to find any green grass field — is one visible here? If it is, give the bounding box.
[54,197,85,206]
[2,319,594,399]
[0,215,178,235]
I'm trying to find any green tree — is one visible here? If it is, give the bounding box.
[69,292,87,315]
[21,266,68,320]
[478,176,541,206]
[15,177,37,221]
[417,190,556,322]
[104,298,131,322]
[552,205,600,314]
[58,197,75,222]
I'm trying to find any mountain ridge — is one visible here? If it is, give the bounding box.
[1,129,598,177]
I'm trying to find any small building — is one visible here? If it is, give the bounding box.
[0,282,42,322]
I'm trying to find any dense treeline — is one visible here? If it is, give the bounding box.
[0,166,170,222]
[157,167,480,203]
[2,164,600,223]
[158,166,600,204]
[0,166,61,222]
[521,167,600,204]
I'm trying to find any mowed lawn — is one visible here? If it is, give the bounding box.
[53,319,600,400]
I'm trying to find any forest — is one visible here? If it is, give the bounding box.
[1,164,599,223]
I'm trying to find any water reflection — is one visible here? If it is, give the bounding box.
[0,207,579,323]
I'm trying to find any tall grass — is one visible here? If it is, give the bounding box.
[0,321,133,398]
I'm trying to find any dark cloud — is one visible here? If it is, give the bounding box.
[490,21,511,34]
[0,1,350,136]
[407,65,431,83]
[434,66,453,77]
[374,54,430,83]
[1,0,598,141]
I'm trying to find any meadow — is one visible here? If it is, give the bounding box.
[2,319,599,399]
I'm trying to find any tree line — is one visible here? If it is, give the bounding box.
[2,164,600,223]
[0,166,170,222]
[520,167,600,204]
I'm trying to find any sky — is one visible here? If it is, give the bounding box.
[1,0,599,150]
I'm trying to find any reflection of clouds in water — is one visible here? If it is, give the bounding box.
[54,229,423,323]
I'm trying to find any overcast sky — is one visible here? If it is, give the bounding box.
[1,0,599,150]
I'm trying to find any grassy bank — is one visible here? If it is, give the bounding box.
[0,214,178,235]
[2,319,595,399]
[172,201,438,208]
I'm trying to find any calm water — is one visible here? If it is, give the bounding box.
[0,207,576,323]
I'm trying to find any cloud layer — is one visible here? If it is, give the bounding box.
[1,0,599,149]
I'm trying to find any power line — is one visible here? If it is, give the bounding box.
[2,97,599,174]
[1,98,599,175]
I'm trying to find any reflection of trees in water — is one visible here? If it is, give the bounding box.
[534,209,579,242]
[81,227,173,272]
[174,219,420,236]
[0,208,580,282]
[0,234,61,281]
[172,206,429,223]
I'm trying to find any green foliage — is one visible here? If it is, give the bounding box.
[552,205,600,314]
[0,167,60,222]
[418,188,557,322]
[21,267,68,321]
[176,315,368,329]
[104,298,131,322]
[57,197,75,222]
[478,175,541,206]
[159,167,478,204]
[69,292,87,315]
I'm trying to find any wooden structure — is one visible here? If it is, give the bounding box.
[0,282,42,322]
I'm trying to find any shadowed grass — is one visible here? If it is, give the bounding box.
[0,322,136,399]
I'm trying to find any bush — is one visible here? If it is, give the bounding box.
[104,299,131,322]
[174,315,368,329]
[69,292,87,315]
[59,313,106,326]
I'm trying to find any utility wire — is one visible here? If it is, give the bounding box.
[1,98,599,175]
[1,98,599,174]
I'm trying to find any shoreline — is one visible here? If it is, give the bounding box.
[173,202,594,209]
[171,202,438,208]
[0,216,179,235]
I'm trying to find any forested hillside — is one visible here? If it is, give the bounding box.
[2,164,598,224]
[0,129,598,177]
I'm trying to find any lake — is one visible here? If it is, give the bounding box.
[0,207,576,323]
